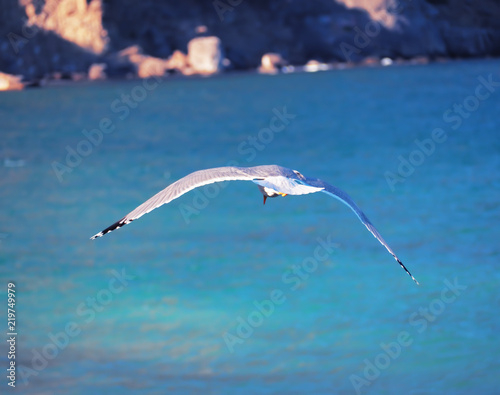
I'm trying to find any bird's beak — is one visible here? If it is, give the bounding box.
[263,195,267,205]
[279,193,287,197]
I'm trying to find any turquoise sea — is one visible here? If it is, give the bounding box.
[1,59,499,394]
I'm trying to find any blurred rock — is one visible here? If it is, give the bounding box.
[187,36,224,75]
[360,56,380,66]
[380,57,393,66]
[115,45,168,78]
[1,0,500,80]
[137,57,168,78]
[117,45,144,64]
[258,53,286,74]
[88,63,107,80]
[71,72,86,81]
[23,0,109,54]
[410,56,430,65]
[0,72,24,91]
[196,25,208,34]
[338,0,398,29]
[165,50,189,73]
[303,60,331,72]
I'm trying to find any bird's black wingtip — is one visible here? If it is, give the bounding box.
[90,218,129,240]
[394,256,419,286]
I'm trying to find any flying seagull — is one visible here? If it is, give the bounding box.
[91,165,419,284]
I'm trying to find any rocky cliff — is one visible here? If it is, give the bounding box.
[1,0,499,81]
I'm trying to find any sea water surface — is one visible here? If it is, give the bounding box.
[1,59,499,394]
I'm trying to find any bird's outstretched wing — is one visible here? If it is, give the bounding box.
[90,166,264,239]
[303,176,419,285]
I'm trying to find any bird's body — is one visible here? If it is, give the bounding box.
[91,165,419,284]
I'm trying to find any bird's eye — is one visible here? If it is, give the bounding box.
[293,170,304,178]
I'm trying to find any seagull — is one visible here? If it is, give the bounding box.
[91,165,419,284]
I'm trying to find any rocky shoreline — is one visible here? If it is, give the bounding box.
[1,0,500,90]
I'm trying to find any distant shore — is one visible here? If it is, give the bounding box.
[2,1,500,91]
[2,54,497,92]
